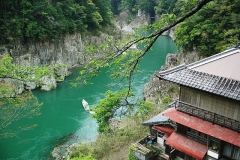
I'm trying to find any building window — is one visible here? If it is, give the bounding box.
[222,142,240,159]
[209,137,220,153]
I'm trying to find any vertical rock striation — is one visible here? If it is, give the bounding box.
[143,51,201,104]
[0,30,119,96]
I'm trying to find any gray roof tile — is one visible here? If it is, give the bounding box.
[142,108,172,126]
[157,68,240,101]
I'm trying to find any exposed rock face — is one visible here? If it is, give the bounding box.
[115,9,150,37]
[51,143,78,160]
[143,53,180,104]
[24,81,37,90]
[9,33,114,68]
[143,51,200,103]
[0,78,24,98]
[39,75,57,91]
[0,28,119,96]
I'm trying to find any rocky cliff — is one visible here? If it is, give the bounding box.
[0,9,175,98]
[0,9,153,98]
[143,50,201,103]
[0,27,121,97]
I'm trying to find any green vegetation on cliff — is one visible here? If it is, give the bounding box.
[174,0,240,56]
[111,0,177,17]
[111,0,240,56]
[0,0,112,45]
[1,0,240,158]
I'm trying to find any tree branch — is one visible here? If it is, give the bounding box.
[121,0,213,103]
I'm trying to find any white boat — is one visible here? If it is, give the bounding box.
[82,99,90,111]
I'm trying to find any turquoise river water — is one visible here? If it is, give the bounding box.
[0,36,177,160]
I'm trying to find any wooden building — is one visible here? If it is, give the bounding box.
[141,45,240,160]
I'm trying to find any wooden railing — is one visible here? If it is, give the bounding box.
[187,131,208,145]
[171,100,240,132]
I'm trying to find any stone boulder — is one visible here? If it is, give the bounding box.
[24,81,37,90]
[0,78,24,98]
[39,75,57,91]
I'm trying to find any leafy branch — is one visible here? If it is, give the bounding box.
[73,0,213,95]
[76,0,213,132]
[72,0,212,132]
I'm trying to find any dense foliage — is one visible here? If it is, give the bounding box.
[0,0,112,45]
[0,56,67,83]
[154,0,177,15]
[111,0,156,17]
[69,102,167,160]
[111,0,178,17]
[111,0,240,56]
[174,0,240,56]
[92,89,135,133]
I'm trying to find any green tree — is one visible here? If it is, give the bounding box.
[92,89,135,133]
[136,0,156,16]
[174,0,240,56]
[0,0,112,45]
[93,0,112,24]
[154,0,177,15]
[73,0,214,131]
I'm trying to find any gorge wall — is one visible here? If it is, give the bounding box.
[0,31,120,97]
[0,10,149,97]
[143,50,201,104]
[0,9,175,98]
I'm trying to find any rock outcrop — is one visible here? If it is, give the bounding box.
[143,54,179,104]
[115,9,150,37]
[0,27,120,96]
[143,50,201,103]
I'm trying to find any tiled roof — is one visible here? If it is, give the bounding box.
[142,108,172,125]
[157,47,240,101]
[158,68,240,101]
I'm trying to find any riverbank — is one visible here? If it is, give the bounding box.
[66,46,202,160]
[0,9,178,160]
[0,9,150,98]
[66,52,181,160]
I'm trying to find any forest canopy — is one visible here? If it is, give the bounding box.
[110,0,240,57]
[1,0,239,57]
[174,0,240,56]
[0,0,112,45]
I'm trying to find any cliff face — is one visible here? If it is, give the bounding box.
[8,32,117,68]
[143,50,200,104]
[0,9,175,98]
[0,28,120,97]
[0,9,149,97]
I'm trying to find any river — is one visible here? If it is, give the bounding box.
[0,36,177,160]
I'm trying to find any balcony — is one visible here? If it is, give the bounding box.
[169,100,240,132]
[187,131,207,145]
[132,136,162,160]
